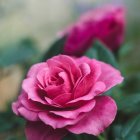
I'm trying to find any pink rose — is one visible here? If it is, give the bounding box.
[12,55,123,140]
[61,5,125,56]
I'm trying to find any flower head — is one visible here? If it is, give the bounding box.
[61,5,125,56]
[12,55,123,140]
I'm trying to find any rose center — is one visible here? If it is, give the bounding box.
[48,75,64,86]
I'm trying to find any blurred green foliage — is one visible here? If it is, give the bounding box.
[42,36,66,61]
[85,41,118,68]
[0,104,25,140]
[0,38,38,67]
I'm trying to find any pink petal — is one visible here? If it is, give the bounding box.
[36,68,49,88]
[27,63,47,78]
[39,111,85,129]
[18,107,39,121]
[44,97,63,108]
[75,56,91,65]
[98,61,124,91]
[50,100,96,119]
[21,98,47,112]
[22,78,47,104]
[21,96,61,112]
[79,63,91,75]
[12,92,27,115]
[74,60,101,98]
[63,23,94,56]
[45,85,66,99]
[52,93,72,106]
[12,101,22,116]
[47,55,81,84]
[67,96,117,136]
[66,81,106,107]
[77,58,101,81]
[25,121,67,140]
[58,71,72,91]
[61,5,125,55]
[49,66,63,76]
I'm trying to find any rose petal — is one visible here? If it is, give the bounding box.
[75,56,90,64]
[61,6,125,54]
[36,68,49,88]
[79,63,91,75]
[76,57,102,75]
[74,60,101,98]
[67,96,117,136]
[49,66,63,76]
[25,121,67,140]
[63,24,94,56]
[12,92,27,115]
[27,63,47,78]
[21,98,46,112]
[22,78,47,104]
[52,93,72,106]
[47,55,81,84]
[98,61,124,91]
[39,111,85,129]
[66,81,106,107]
[58,71,72,91]
[50,100,96,119]
[45,85,66,99]
[18,107,39,121]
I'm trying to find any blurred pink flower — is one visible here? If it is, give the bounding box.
[12,55,123,140]
[60,5,125,56]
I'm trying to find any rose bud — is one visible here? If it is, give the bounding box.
[60,5,125,56]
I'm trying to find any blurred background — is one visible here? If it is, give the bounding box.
[0,0,140,139]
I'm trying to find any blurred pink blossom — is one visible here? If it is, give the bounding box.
[60,5,125,56]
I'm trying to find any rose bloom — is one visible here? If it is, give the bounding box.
[12,55,123,140]
[60,5,125,56]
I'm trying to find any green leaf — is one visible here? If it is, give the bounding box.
[122,74,140,94]
[119,43,140,75]
[112,125,139,140]
[0,39,37,67]
[42,36,66,61]
[119,43,133,57]
[112,125,123,140]
[117,93,140,111]
[125,135,139,140]
[85,41,118,67]
[121,114,140,138]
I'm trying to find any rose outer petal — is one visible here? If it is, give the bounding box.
[25,121,67,140]
[27,63,47,78]
[18,107,39,121]
[12,92,27,116]
[22,78,47,104]
[38,111,85,129]
[67,96,117,136]
[98,61,124,91]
